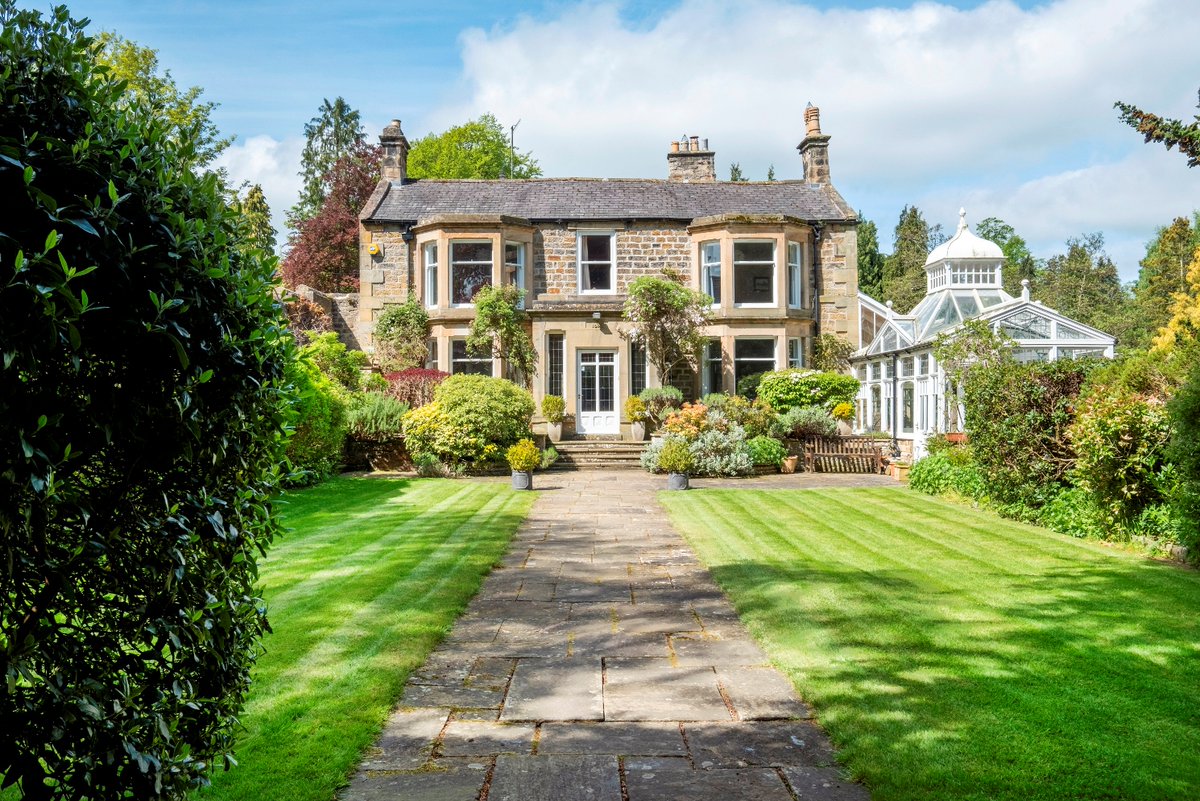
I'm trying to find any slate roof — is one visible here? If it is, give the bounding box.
[361,178,857,224]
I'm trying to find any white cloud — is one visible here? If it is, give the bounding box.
[213,134,304,251]
[434,0,1200,279]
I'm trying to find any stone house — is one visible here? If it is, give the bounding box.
[851,209,1116,459]
[357,107,859,438]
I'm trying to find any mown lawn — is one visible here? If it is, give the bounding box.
[197,476,534,801]
[661,487,1200,801]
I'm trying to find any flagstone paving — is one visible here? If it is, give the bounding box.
[342,470,874,801]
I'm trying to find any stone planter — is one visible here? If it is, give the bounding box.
[546,422,563,443]
[511,470,533,490]
[629,422,646,442]
[666,472,689,491]
[888,461,911,482]
[780,455,799,474]
[836,419,853,436]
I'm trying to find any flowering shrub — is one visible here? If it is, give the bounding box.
[402,375,534,468]
[719,395,777,438]
[385,367,449,408]
[661,402,711,439]
[757,369,860,413]
[831,401,855,421]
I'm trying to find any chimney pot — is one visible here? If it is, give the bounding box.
[797,107,832,185]
[689,135,700,150]
[667,134,716,182]
[380,119,410,183]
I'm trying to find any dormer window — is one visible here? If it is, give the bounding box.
[451,241,492,306]
[578,232,615,294]
[733,241,775,306]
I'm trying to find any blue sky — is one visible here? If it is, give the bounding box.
[40,0,1200,284]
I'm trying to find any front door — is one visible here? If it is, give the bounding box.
[577,351,619,435]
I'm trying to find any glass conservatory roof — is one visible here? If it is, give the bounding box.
[908,287,1014,341]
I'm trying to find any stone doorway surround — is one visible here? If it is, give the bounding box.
[341,470,873,801]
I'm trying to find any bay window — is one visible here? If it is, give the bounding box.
[733,241,775,305]
[505,241,526,308]
[787,242,802,308]
[734,338,775,386]
[423,242,438,307]
[701,241,721,305]
[451,340,492,376]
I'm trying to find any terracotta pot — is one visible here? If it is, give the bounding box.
[781,455,799,474]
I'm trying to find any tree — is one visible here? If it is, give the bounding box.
[281,141,381,292]
[1038,233,1126,329]
[467,284,537,385]
[1,5,291,797]
[975,216,1038,296]
[1115,89,1200,168]
[856,213,885,299]
[235,183,276,254]
[407,113,540,180]
[932,319,1014,432]
[291,97,365,224]
[728,162,747,182]
[881,205,934,313]
[766,164,776,181]
[1152,241,1200,353]
[622,272,712,385]
[94,31,230,167]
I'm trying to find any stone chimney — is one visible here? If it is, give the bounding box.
[380,119,410,183]
[797,104,831,184]
[667,134,716,182]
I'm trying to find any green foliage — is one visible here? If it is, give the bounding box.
[701,392,728,407]
[908,451,986,500]
[643,405,753,477]
[235,183,276,254]
[374,296,430,372]
[756,369,859,413]
[1129,214,1200,349]
[718,395,777,439]
[747,435,787,467]
[736,371,767,399]
[639,386,684,425]
[882,205,942,313]
[542,394,566,424]
[284,358,348,485]
[402,375,534,468]
[540,446,559,470]
[811,333,853,372]
[962,358,1096,505]
[1116,89,1200,168]
[976,216,1038,297]
[345,392,409,443]
[0,5,292,796]
[931,319,1014,431]
[292,97,364,224]
[777,405,838,438]
[856,213,885,299]
[505,439,541,472]
[467,284,537,385]
[624,272,712,384]
[94,30,230,167]
[408,113,540,179]
[622,395,647,423]
[656,438,695,474]
[302,331,367,391]
[728,162,747,182]
[1037,233,1127,331]
[1167,359,1200,550]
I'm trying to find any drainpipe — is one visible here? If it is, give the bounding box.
[890,351,900,459]
[810,223,824,329]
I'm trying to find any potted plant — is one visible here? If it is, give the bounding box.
[506,438,541,490]
[658,438,693,490]
[624,396,649,441]
[831,401,855,436]
[541,395,565,442]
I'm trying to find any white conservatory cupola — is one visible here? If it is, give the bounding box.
[924,208,1005,292]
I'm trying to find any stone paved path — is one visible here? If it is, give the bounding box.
[342,471,872,801]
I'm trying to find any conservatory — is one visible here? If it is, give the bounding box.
[850,209,1115,460]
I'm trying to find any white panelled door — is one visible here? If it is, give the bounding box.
[576,351,619,434]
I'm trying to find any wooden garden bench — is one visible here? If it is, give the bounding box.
[802,436,886,474]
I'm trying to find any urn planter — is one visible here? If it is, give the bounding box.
[666,472,690,491]
[511,470,533,490]
[630,422,646,442]
[546,422,563,443]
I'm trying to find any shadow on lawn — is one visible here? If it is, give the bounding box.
[709,558,1200,800]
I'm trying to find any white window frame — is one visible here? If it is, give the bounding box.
[733,240,776,307]
[733,338,777,386]
[450,240,494,308]
[577,231,616,295]
[787,337,804,368]
[423,242,438,308]
[787,241,803,309]
[701,241,721,307]
[451,339,493,376]
[505,240,526,309]
[701,339,723,395]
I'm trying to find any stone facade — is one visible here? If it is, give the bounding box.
[536,224,692,298]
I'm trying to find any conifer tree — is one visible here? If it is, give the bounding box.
[856,213,885,299]
[881,205,933,313]
[291,97,364,225]
[237,183,276,254]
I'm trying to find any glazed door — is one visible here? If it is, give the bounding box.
[576,351,619,434]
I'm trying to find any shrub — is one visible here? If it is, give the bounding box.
[812,333,854,372]
[284,358,348,485]
[962,358,1096,506]
[284,295,334,345]
[402,375,534,468]
[778,406,838,438]
[506,439,542,472]
[0,7,291,795]
[542,394,566,423]
[373,296,429,372]
[736,371,767,399]
[662,402,711,439]
[623,395,648,423]
[384,367,449,408]
[346,392,409,443]
[541,446,559,469]
[831,401,855,422]
[467,284,537,384]
[720,395,777,438]
[689,426,754,476]
[747,435,787,467]
[1167,358,1200,551]
[757,369,860,413]
[623,272,711,384]
[701,392,728,407]
[639,386,684,425]
[657,438,695,474]
[304,331,368,391]
[1033,485,1107,539]
[908,451,986,500]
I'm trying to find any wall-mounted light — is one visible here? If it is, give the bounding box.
[592,311,603,328]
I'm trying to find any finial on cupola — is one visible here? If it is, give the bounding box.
[957,207,968,233]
